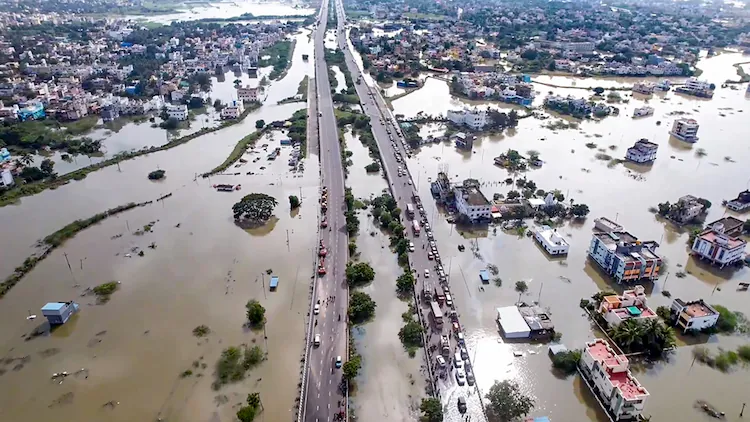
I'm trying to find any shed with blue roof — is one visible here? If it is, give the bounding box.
[41,301,79,325]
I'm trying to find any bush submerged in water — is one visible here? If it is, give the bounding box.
[148,169,166,180]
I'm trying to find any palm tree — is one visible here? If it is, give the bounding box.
[19,153,34,167]
[247,392,262,411]
[609,319,644,352]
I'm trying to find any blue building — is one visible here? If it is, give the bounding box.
[17,102,45,121]
[41,301,80,325]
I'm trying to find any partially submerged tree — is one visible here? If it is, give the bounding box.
[233,193,278,224]
[485,380,534,422]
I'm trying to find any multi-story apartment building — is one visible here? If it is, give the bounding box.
[446,107,488,130]
[453,184,491,222]
[670,118,699,142]
[625,139,658,163]
[579,339,650,421]
[588,229,662,283]
[670,299,720,333]
[691,221,747,267]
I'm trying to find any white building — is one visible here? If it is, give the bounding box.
[625,139,658,163]
[533,225,569,255]
[683,77,712,92]
[632,106,653,118]
[220,100,244,119]
[598,285,657,327]
[670,118,699,142]
[725,190,750,212]
[579,339,649,421]
[165,104,188,121]
[237,86,259,103]
[691,221,747,267]
[0,169,14,187]
[670,299,719,333]
[446,108,488,130]
[453,184,491,222]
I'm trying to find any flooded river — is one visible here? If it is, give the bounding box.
[388,50,750,421]
[0,16,317,422]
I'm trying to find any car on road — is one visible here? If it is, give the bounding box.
[428,252,434,260]
[407,179,412,185]
[457,396,467,413]
[455,368,466,385]
[314,301,320,315]
[335,356,342,368]
[436,355,446,368]
[314,334,321,347]
[460,346,469,360]
[445,293,453,307]
[424,269,430,278]
[466,370,476,386]
[454,352,463,368]
[408,241,415,252]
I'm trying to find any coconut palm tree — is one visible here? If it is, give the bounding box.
[19,153,34,167]
[609,319,644,352]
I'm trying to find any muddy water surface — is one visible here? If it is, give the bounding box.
[390,51,750,421]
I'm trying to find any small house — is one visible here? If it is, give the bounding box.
[41,301,80,325]
[269,275,279,291]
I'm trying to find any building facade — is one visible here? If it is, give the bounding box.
[446,108,488,130]
[598,285,657,326]
[579,339,649,421]
[625,139,658,163]
[165,104,188,121]
[691,221,747,267]
[670,118,699,142]
[237,86,259,102]
[533,225,570,255]
[670,299,719,333]
[220,100,244,119]
[453,184,491,222]
[588,230,662,283]
[726,190,750,212]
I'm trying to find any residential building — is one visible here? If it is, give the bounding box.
[594,217,624,234]
[237,85,259,102]
[453,132,473,150]
[165,104,188,121]
[579,339,649,421]
[632,106,654,118]
[588,230,662,283]
[598,285,657,327]
[220,100,244,119]
[533,225,570,255]
[446,107,488,130]
[675,77,714,98]
[101,104,119,122]
[691,221,747,267]
[725,190,750,212]
[670,299,719,333]
[17,101,45,121]
[631,82,654,95]
[625,139,658,163]
[670,195,705,224]
[704,216,744,237]
[669,118,699,142]
[453,183,491,222]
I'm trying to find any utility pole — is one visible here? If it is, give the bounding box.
[286,229,290,252]
[63,253,75,283]
[261,273,267,299]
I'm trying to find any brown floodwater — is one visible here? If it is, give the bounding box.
[343,128,426,421]
[388,50,750,421]
[0,25,319,422]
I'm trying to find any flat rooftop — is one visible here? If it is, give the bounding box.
[699,230,746,249]
[684,301,717,318]
[536,226,569,246]
[608,370,648,401]
[595,230,638,246]
[633,139,658,149]
[459,186,490,206]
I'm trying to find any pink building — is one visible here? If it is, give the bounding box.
[579,339,649,420]
[598,285,657,326]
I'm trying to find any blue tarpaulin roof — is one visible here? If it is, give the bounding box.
[41,302,65,312]
[269,276,279,288]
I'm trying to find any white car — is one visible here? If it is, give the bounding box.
[409,242,415,252]
[335,356,342,368]
[455,369,466,385]
[454,352,463,368]
[314,302,320,315]
[436,355,446,368]
[314,334,321,347]
[424,269,430,278]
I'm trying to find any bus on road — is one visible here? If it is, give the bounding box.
[406,203,415,219]
[430,301,443,328]
[411,220,421,236]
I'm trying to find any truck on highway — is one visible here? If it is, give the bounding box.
[406,203,415,219]
[423,280,433,302]
[411,220,420,236]
[430,301,444,329]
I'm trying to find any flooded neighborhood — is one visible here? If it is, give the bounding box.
[1,0,750,422]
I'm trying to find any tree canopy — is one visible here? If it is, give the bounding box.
[246,299,266,327]
[485,380,534,422]
[346,262,375,287]
[420,397,443,422]
[349,290,376,323]
[233,193,278,223]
